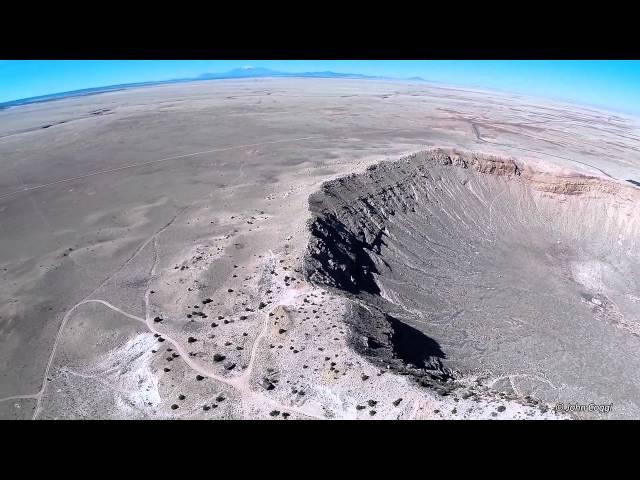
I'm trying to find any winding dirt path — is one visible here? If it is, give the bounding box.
[30,213,182,419]
[34,292,320,419]
[25,223,320,419]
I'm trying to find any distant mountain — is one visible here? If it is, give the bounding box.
[295,70,379,79]
[197,67,280,79]
[196,67,382,80]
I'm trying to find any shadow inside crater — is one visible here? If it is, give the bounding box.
[307,213,386,295]
[387,314,447,370]
[305,181,457,380]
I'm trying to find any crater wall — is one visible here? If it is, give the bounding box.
[304,148,640,418]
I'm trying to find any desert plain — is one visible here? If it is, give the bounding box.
[1,78,640,419]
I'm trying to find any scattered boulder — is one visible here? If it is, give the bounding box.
[393,398,403,407]
[213,353,226,362]
[196,375,205,381]
[187,337,197,343]
[259,378,276,391]
[153,316,163,323]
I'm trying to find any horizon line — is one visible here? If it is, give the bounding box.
[1,68,638,119]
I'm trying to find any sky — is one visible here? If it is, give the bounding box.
[1,60,640,114]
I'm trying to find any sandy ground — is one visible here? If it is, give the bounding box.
[1,78,639,419]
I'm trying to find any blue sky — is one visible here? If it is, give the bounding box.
[1,60,640,114]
